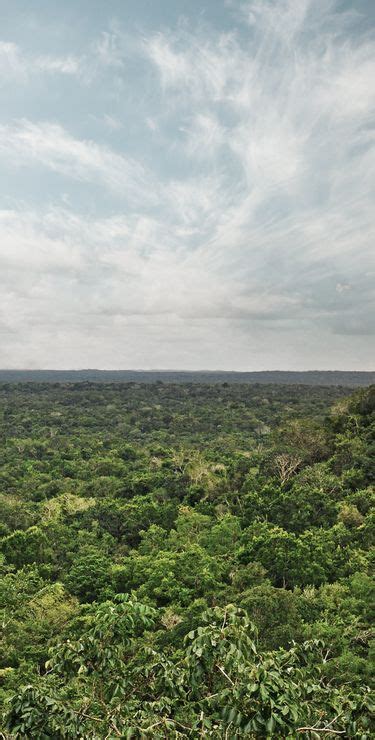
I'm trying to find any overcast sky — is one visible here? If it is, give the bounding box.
[0,0,374,370]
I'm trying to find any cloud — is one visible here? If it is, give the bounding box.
[35,55,80,75]
[142,0,375,308]
[145,30,246,104]
[0,31,128,86]
[0,0,374,369]
[0,42,25,81]
[181,113,225,158]
[94,32,125,68]
[103,114,123,131]
[336,283,351,294]
[0,40,82,81]
[0,118,238,231]
[0,120,158,205]
[0,200,372,336]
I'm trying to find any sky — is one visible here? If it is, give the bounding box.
[0,0,374,370]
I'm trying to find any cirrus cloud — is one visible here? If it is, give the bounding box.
[0,0,374,369]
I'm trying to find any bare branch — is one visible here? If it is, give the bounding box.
[216,664,235,685]
[296,727,345,735]
[274,453,302,484]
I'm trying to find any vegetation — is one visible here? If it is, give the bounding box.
[0,370,374,386]
[0,381,374,738]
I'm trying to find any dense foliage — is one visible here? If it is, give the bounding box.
[0,381,374,738]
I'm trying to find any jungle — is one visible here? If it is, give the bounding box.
[0,381,374,738]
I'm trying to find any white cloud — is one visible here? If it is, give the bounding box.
[0,0,374,368]
[0,119,237,231]
[0,41,25,81]
[0,31,128,85]
[144,1,374,262]
[103,114,123,130]
[0,120,157,205]
[181,113,225,158]
[0,40,82,81]
[145,30,246,103]
[95,32,125,68]
[336,283,351,294]
[35,55,80,75]
[0,209,85,273]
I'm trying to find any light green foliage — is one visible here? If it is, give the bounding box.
[1,526,51,569]
[0,568,78,671]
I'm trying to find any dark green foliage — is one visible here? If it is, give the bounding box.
[4,597,374,738]
[0,381,373,736]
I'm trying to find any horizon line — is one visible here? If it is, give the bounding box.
[0,369,374,374]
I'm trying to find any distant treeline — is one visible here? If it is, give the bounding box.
[0,369,374,386]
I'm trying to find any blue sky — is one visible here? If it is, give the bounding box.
[0,0,374,370]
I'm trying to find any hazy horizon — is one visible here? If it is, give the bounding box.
[1,0,374,370]
[0,367,373,373]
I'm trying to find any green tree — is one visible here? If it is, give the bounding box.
[64,546,110,602]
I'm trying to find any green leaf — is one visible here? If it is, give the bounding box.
[266,715,276,734]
